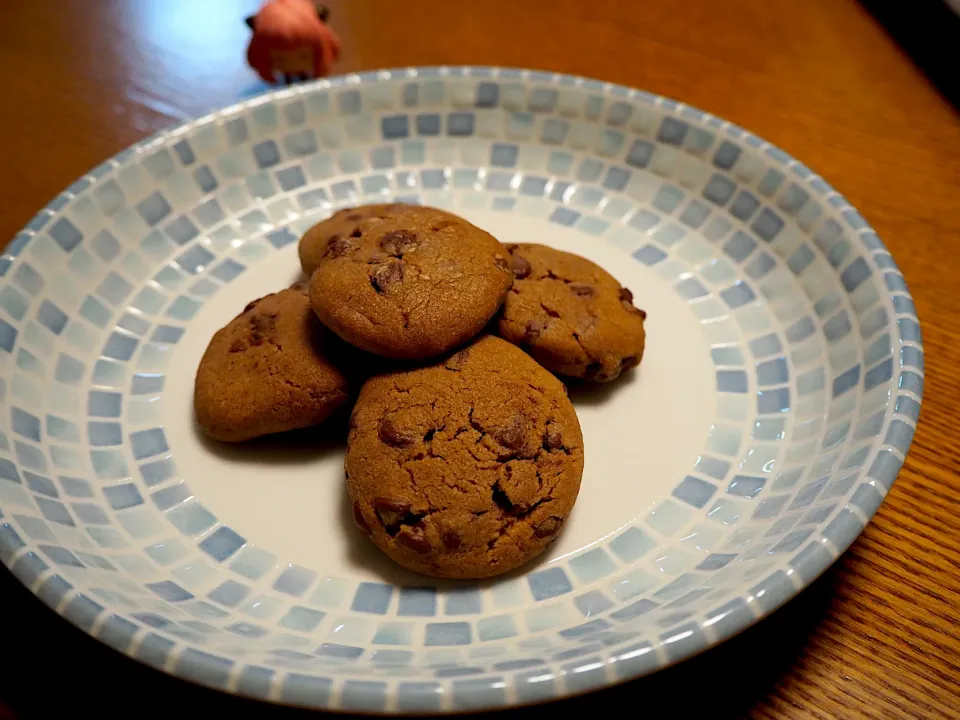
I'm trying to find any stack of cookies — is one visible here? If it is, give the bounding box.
[195,204,647,579]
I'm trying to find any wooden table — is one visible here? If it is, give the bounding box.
[1,1,958,717]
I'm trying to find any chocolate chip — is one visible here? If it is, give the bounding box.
[524,319,547,342]
[374,497,410,515]
[534,516,563,538]
[252,314,276,333]
[543,424,563,450]
[637,308,648,320]
[512,255,532,279]
[431,220,456,232]
[352,503,371,534]
[621,355,640,372]
[346,212,364,221]
[325,235,354,258]
[494,416,526,451]
[584,362,603,379]
[371,261,404,292]
[243,299,260,313]
[570,283,596,297]
[619,287,634,304]
[349,227,363,238]
[229,338,246,353]
[373,497,411,527]
[379,418,417,447]
[396,528,431,554]
[380,229,418,256]
[442,529,461,550]
[444,348,470,371]
[504,243,519,252]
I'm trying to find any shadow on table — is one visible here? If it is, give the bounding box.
[858,0,960,112]
[1,554,843,719]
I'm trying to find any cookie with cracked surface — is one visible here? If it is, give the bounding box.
[308,205,514,359]
[195,287,353,442]
[496,243,647,382]
[347,335,584,579]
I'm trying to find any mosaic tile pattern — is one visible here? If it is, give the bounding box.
[0,67,921,713]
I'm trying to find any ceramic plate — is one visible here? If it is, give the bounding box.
[0,67,922,713]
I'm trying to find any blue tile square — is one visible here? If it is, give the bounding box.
[658,117,688,145]
[147,580,194,602]
[447,112,475,136]
[173,139,195,165]
[50,217,83,252]
[568,547,617,582]
[633,245,667,266]
[751,208,784,241]
[476,82,499,107]
[445,589,482,615]
[720,281,756,308]
[653,185,684,213]
[703,174,736,206]
[24,472,56,496]
[425,622,471,646]
[194,166,218,193]
[417,114,441,136]
[137,192,172,226]
[276,166,307,191]
[0,318,17,353]
[757,387,791,413]
[672,476,717,508]
[273,564,316,596]
[381,115,409,139]
[713,141,741,169]
[12,408,41,441]
[757,357,789,386]
[130,428,168,459]
[832,365,861,397]
[199,526,246,561]
[841,257,872,293]
[490,143,519,168]
[131,373,164,395]
[717,370,748,393]
[527,567,572,600]
[208,579,250,606]
[267,228,297,249]
[88,422,123,446]
[550,208,580,226]
[529,88,558,112]
[352,582,393,614]
[103,483,144,509]
[398,587,436,617]
[723,231,756,262]
[253,140,281,168]
[727,475,766,498]
[175,245,215,274]
[786,316,815,343]
[626,139,654,168]
[165,216,200,245]
[603,166,630,191]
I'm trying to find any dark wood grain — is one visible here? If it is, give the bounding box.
[1,1,958,718]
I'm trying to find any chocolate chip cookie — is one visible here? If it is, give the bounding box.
[195,287,353,442]
[347,335,584,579]
[497,244,647,382]
[308,205,514,359]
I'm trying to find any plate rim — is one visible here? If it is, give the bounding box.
[0,65,923,712]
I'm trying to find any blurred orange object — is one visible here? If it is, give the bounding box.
[245,0,341,84]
